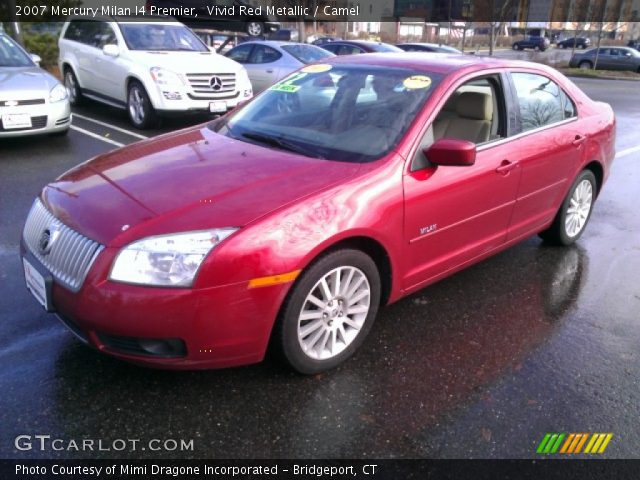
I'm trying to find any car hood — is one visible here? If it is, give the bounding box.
[126,50,243,74]
[0,67,59,98]
[42,125,361,246]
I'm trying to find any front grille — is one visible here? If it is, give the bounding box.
[186,72,236,96]
[0,115,47,131]
[22,199,104,292]
[0,98,45,106]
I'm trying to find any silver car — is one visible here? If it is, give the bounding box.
[569,46,640,72]
[0,33,70,138]
[225,40,334,93]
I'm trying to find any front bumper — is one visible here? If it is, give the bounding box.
[21,242,291,370]
[0,100,71,138]
[150,85,253,114]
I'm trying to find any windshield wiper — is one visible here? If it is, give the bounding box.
[241,132,324,159]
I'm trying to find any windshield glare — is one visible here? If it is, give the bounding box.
[212,65,440,162]
[281,44,333,64]
[119,24,208,52]
[0,35,34,67]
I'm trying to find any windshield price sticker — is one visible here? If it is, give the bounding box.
[403,75,432,90]
[269,72,308,93]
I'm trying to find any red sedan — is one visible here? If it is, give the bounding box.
[21,54,615,374]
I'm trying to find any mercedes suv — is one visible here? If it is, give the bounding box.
[58,17,253,128]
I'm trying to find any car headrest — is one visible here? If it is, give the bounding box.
[456,91,492,121]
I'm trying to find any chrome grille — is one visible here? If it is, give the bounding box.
[23,199,104,292]
[186,73,236,97]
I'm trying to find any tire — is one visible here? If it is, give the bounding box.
[579,61,593,70]
[274,249,381,374]
[63,68,83,106]
[560,44,566,49]
[539,170,596,246]
[580,44,586,49]
[534,45,540,51]
[512,44,518,50]
[127,80,157,129]
[246,22,264,37]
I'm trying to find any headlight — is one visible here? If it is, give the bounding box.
[150,67,184,88]
[109,229,237,287]
[49,83,68,102]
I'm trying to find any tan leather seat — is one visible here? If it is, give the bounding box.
[434,91,493,144]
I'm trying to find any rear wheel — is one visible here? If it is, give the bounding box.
[127,81,157,129]
[539,170,596,246]
[275,249,381,374]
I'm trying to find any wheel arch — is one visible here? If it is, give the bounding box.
[583,160,604,197]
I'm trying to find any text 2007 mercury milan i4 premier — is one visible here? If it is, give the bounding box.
[21,54,615,374]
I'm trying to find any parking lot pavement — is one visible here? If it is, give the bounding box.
[1,79,639,459]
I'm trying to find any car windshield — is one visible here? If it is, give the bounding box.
[211,65,441,163]
[281,44,333,64]
[119,23,208,52]
[0,35,34,67]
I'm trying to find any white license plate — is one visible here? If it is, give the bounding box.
[23,258,48,309]
[2,113,32,129]
[209,101,227,113]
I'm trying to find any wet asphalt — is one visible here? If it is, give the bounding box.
[0,77,638,459]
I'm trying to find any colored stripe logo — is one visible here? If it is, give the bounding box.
[537,433,613,454]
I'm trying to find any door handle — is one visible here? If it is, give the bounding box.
[496,160,518,175]
[265,69,274,73]
[572,134,586,146]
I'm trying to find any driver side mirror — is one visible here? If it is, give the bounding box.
[423,139,476,167]
[30,53,41,65]
[103,44,119,57]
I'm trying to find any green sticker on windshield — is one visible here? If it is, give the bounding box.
[269,72,307,93]
[270,84,301,93]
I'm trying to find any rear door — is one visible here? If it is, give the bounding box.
[245,44,283,93]
[504,71,584,240]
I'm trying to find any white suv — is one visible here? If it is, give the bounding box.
[59,17,253,128]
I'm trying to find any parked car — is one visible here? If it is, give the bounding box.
[145,0,279,37]
[512,36,550,51]
[556,37,591,49]
[21,55,615,374]
[0,32,70,137]
[225,40,334,93]
[311,36,342,46]
[396,43,462,53]
[569,46,640,72]
[58,17,253,128]
[320,40,403,55]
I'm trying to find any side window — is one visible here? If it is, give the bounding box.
[64,20,88,43]
[226,44,253,64]
[511,72,564,132]
[93,23,117,49]
[411,75,505,171]
[560,89,577,119]
[249,45,282,64]
[322,44,338,54]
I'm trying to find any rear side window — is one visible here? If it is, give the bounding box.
[249,45,282,64]
[64,20,89,43]
[511,72,565,132]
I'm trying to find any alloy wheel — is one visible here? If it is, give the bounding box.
[565,179,593,238]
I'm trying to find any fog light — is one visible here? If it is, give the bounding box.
[163,91,182,100]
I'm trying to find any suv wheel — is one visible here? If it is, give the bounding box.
[127,81,156,129]
[246,22,264,37]
[64,68,83,106]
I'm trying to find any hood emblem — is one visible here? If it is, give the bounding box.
[210,76,223,91]
[4,100,19,107]
[38,224,61,256]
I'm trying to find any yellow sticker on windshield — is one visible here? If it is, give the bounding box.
[403,75,432,89]
[301,64,332,73]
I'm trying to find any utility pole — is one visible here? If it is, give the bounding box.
[6,0,24,45]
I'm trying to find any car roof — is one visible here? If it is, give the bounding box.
[323,52,556,76]
[236,40,316,48]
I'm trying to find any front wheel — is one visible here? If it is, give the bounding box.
[539,170,596,246]
[64,68,83,106]
[127,81,156,129]
[275,249,381,374]
[579,61,593,70]
[512,44,518,50]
